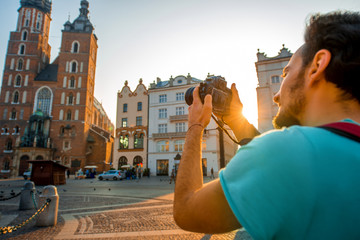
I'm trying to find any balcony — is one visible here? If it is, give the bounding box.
[152,130,209,139]
[152,132,187,139]
[169,114,188,122]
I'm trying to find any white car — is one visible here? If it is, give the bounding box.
[98,170,124,181]
[23,170,31,180]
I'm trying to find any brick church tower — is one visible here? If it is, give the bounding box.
[50,0,99,169]
[0,0,114,179]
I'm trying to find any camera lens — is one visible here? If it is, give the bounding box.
[185,87,195,105]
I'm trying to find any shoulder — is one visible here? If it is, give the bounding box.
[221,126,324,182]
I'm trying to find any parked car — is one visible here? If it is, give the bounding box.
[98,170,124,181]
[23,170,31,180]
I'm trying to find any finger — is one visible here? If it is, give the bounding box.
[231,83,239,98]
[203,94,213,113]
[192,86,201,104]
[231,83,243,105]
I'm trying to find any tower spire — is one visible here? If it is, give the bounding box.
[79,0,89,18]
[63,0,94,33]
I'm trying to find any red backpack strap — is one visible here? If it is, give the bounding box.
[319,122,360,143]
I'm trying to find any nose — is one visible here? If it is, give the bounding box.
[273,92,280,104]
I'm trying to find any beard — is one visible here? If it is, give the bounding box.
[273,70,306,129]
[273,106,302,129]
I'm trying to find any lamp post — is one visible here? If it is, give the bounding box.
[217,124,225,169]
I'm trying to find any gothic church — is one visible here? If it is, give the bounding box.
[0,0,114,178]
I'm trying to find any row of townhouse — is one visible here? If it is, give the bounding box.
[114,74,238,176]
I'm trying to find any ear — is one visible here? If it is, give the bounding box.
[307,49,331,87]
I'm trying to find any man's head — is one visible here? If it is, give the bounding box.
[273,11,360,129]
[302,11,360,102]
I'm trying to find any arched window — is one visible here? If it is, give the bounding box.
[71,61,77,73]
[36,13,42,30]
[19,109,24,120]
[14,126,20,134]
[59,110,64,120]
[72,126,76,135]
[3,159,10,170]
[68,93,73,105]
[15,75,21,86]
[22,30,28,41]
[60,126,65,135]
[72,41,79,53]
[11,109,16,120]
[3,109,8,120]
[133,156,143,166]
[134,133,144,149]
[13,91,19,103]
[66,110,72,120]
[118,156,128,167]
[19,44,25,55]
[69,76,75,88]
[35,87,52,115]
[24,10,31,27]
[119,135,129,149]
[3,126,9,134]
[5,139,12,150]
[36,155,43,160]
[17,59,23,70]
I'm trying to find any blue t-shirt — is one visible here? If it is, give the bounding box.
[220,120,360,240]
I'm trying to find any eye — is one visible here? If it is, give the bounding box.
[281,72,287,78]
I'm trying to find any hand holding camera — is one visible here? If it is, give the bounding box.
[185,76,259,145]
[185,76,233,116]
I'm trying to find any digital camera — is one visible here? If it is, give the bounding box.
[185,76,232,116]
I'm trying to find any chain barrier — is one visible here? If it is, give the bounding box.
[0,191,21,201]
[31,191,38,209]
[0,198,51,235]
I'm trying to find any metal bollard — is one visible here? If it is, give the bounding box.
[19,181,36,210]
[36,185,59,227]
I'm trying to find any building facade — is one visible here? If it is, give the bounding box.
[0,0,114,178]
[255,45,292,133]
[114,79,148,170]
[147,74,238,177]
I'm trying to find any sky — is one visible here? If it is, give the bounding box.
[0,0,359,127]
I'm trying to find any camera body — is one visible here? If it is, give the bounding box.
[185,76,232,116]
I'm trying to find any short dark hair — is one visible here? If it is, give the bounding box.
[302,11,360,102]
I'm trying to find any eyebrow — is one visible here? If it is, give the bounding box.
[283,66,290,73]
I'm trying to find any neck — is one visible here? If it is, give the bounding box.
[301,84,360,126]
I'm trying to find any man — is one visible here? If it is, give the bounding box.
[174,11,360,240]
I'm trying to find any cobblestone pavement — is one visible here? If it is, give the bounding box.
[0,177,253,240]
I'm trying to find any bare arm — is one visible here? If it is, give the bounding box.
[173,87,241,233]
